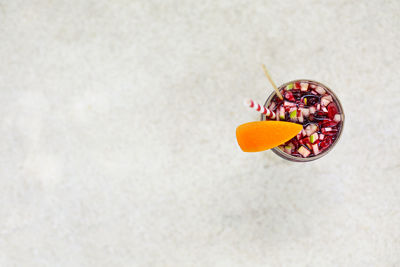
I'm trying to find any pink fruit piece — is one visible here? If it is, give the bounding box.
[312,143,320,155]
[294,82,301,90]
[321,95,333,106]
[284,91,295,102]
[284,101,296,107]
[305,123,318,136]
[301,108,310,117]
[315,86,326,95]
[300,82,309,91]
[298,146,311,157]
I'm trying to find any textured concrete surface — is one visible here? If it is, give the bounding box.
[1,0,399,266]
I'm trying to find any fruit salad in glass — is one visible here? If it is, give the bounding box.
[261,80,344,162]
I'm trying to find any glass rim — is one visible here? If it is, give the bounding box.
[261,79,345,162]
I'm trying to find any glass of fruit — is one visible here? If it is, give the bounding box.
[261,80,345,162]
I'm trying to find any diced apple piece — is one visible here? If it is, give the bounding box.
[310,84,316,89]
[319,133,325,140]
[284,145,292,154]
[298,112,304,123]
[298,146,311,157]
[334,114,341,122]
[322,106,328,112]
[312,143,320,155]
[301,129,306,136]
[296,133,301,140]
[294,82,301,90]
[306,124,318,136]
[300,82,309,91]
[311,90,318,95]
[301,108,310,117]
[309,106,316,114]
[289,108,297,121]
[286,83,293,90]
[310,133,318,143]
[279,106,285,120]
[315,86,326,95]
[321,95,333,106]
[284,101,296,107]
[317,104,321,110]
[305,123,318,136]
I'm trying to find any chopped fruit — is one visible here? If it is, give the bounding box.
[264,81,342,159]
[279,106,285,120]
[321,127,333,134]
[315,86,326,95]
[310,133,318,143]
[305,123,318,136]
[284,91,295,101]
[312,143,320,155]
[284,101,296,107]
[284,145,292,154]
[236,121,303,152]
[300,82,309,91]
[321,95,333,106]
[327,102,338,119]
[301,108,310,117]
[289,108,297,121]
[298,146,311,157]
[298,112,304,123]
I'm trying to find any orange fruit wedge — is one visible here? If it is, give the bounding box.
[236,121,303,152]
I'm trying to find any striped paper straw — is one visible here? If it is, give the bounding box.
[244,98,276,119]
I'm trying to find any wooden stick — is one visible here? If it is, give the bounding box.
[262,64,283,100]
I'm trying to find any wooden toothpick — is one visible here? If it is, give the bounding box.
[262,64,283,100]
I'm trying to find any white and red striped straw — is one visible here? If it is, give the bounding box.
[244,98,276,119]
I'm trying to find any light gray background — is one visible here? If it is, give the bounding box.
[1,0,399,266]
